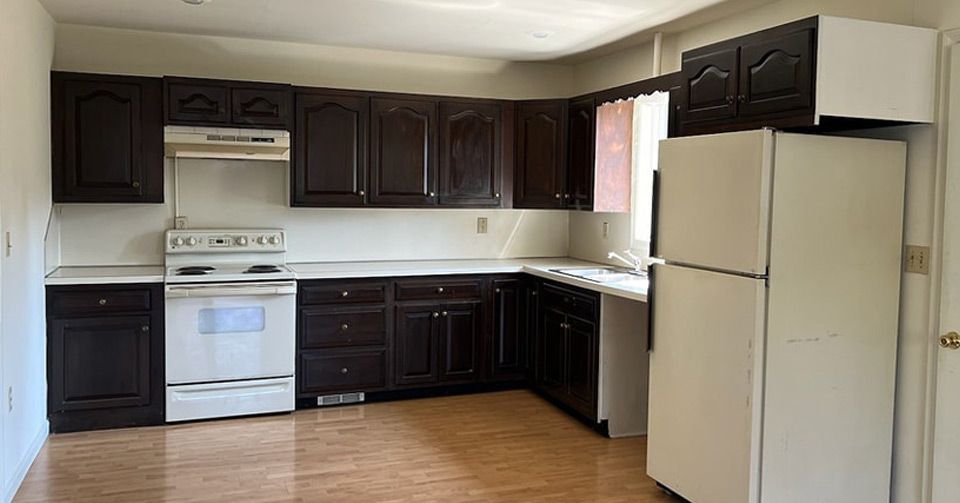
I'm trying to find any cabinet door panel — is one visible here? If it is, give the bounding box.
[738,29,815,117]
[293,93,368,206]
[514,101,566,208]
[370,98,437,206]
[53,73,163,203]
[232,85,291,128]
[439,101,502,206]
[395,303,439,386]
[440,301,481,383]
[492,279,526,379]
[681,46,739,123]
[538,308,567,392]
[49,316,152,411]
[566,316,597,418]
[165,79,230,125]
[567,97,595,210]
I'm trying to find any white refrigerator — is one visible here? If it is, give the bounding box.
[647,130,905,503]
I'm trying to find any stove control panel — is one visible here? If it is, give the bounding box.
[166,229,285,253]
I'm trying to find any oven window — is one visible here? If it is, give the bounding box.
[198,307,266,334]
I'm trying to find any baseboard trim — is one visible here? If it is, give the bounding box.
[3,420,48,503]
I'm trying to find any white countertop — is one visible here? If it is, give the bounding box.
[44,265,165,286]
[45,258,648,302]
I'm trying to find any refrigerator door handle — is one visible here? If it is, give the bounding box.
[647,263,657,352]
[650,169,661,259]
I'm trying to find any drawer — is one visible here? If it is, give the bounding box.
[48,287,154,316]
[541,283,598,321]
[299,305,387,349]
[299,280,387,305]
[395,278,482,301]
[299,349,387,394]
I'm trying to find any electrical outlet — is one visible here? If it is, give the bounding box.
[7,386,12,413]
[477,217,488,234]
[174,216,189,230]
[602,222,609,239]
[905,245,930,274]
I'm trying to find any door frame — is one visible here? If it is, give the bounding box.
[923,27,960,503]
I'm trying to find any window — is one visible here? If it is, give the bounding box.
[629,92,670,257]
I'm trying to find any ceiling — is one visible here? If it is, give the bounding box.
[38,0,727,61]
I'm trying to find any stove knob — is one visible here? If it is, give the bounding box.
[269,235,281,245]
[257,236,269,245]
[172,237,185,247]
[236,236,248,246]
[186,237,198,247]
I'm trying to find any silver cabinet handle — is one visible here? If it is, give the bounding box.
[341,291,349,297]
[442,311,448,317]
[429,191,436,197]
[432,312,440,318]
[554,193,561,199]
[141,325,150,332]
[98,298,108,306]
[132,181,141,188]
[341,323,349,331]
[494,192,501,198]
[358,190,365,196]
[436,287,444,294]
[340,367,349,374]
[495,288,501,293]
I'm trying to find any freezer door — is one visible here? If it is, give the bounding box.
[647,263,766,503]
[656,130,774,275]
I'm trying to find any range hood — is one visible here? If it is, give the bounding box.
[164,126,290,161]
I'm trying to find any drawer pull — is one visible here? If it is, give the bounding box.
[436,287,444,294]
[433,312,440,318]
[141,325,150,332]
[340,367,349,374]
[341,291,349,297]
[495,288,501,293]
[341,323,350,331]
[441,311,448,317]
[98,298,108,306]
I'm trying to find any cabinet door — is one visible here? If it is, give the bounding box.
[538,307,568,393]
[370,97,438,206]
[439,300,481,383]
[52,73,163,203]
[681,46,739,123]
[737,28,815,118]
[492,279,526,379]
[48,315,152,412]
[438,101,502,207]
[292,92,368,206]
[231,84,291,128]
[567,97,595,210]
[514,101,567,208]
[164,78,230,125]
[566,315,598,419]
[395,303,440,386]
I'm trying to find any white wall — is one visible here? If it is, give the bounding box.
[58,160,568,266]
[53,24,574,100]
[0,0,54,500]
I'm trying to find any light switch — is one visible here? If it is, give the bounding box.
[905,245,930,274]
[477,217,488,234]
[602,222,609,239]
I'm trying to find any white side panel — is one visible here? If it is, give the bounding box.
[816,16,937,124]
[647,264,765,503]
[599,294,648,437]
[166,377,295,422]
[761,133,905,503]
[656,130,773,275]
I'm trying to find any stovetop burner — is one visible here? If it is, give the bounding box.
[176,266,216,276]
[244,264,282,274]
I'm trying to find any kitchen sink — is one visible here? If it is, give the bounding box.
[551,267,647,284]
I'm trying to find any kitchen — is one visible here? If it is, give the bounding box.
[2,0,960,502]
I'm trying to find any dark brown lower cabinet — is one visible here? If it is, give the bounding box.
[534,282,600,422]
[490,278,528,380]
[395,303,441,386]
[394,299,481,386]
[46,284,164,433]
[439,300,481,383]
[300,349,387,394]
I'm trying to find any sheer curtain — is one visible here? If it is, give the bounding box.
[630,91,670,257]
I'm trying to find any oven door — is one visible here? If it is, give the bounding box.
[165,281,296,385]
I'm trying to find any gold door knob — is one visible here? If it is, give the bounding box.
[940,332,960,350]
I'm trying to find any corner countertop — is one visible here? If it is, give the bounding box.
[45,258,648,302]
[44,265,166,286]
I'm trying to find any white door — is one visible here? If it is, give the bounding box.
[656,130,774,275]
[932,35,960,503]
[647,263,766,503]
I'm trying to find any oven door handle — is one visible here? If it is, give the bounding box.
[165,281,297,298]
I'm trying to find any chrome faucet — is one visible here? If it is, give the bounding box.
[608,250,645,273]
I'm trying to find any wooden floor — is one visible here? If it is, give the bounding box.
[15,390,676,502]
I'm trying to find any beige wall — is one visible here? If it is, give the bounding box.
[0,0,54,499]
[53,24,573,99]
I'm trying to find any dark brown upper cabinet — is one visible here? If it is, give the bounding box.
[737,28,814,118]
[566,97,595,211]
[292,91,369,207]
[52,72,163,203]
[681,46,740,124]
[369,97,438,206]
[438,101,502,207]
[514,100,567,209]
[163,77,291,129]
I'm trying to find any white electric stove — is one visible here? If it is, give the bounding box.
[163,229,296,422]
